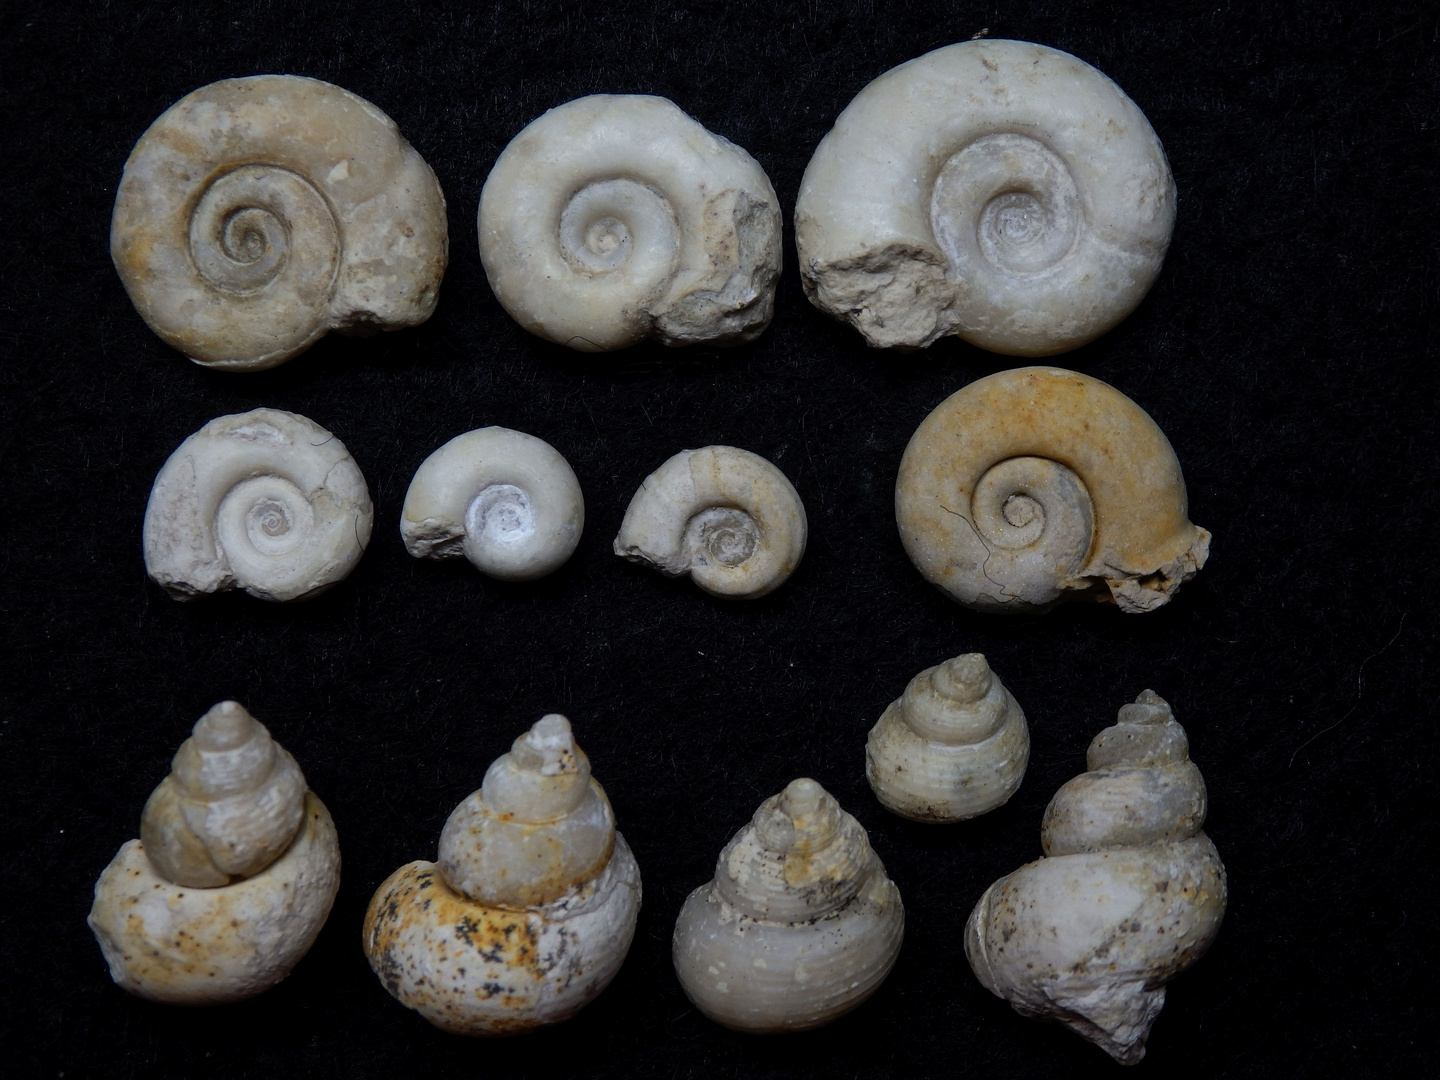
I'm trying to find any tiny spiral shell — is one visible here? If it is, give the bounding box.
[614,446,807,599]
[866,653,1030,822]
[672,778,905,1032]
[796,39,1174,355]
[479,95,783,351]
[400,427,584,581]
[964,692,1227,1064]
[112,75,448,370]
[896,367,1209,613]
[143,408,373,603]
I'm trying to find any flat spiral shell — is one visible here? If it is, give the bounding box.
[479,95,782,351]
[672,778,905,1032]
[895,367,1210,613]
[964,692,1227,1064]
[866,653,1030,822]
[614,446,807,599]
[112,75,448,370]
[400,427,584,581]
[796,39,1175,355]
[143,408,373,603]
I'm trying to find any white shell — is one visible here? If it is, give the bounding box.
[866,653,1029,822]
[672,778,904,1032]
[400,427,583,581]
[796,40,1175,355]
[112,75,447,371]
[965,692,1227,1064]
[88,704,341,1005]
[614,446,806,599]
[478,94,782,351]
[364,715,641,1036]
[896,367,1209,614]
[143,408,373,603]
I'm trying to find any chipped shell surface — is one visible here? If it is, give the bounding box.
[88,792,341,1005]
[895,367,1209,613]
[112,75,448,370]
[796,39,1174,355]
[479,94,782,351]
[964,692,1227,1064]
[143,408,373,603]
[615,446,807,599]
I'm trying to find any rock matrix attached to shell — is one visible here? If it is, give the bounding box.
[112,75,448,370]
[895,367,1209,614]
[88,702,341,1005]
[965,691,1226,1064]
[479,94,783,351]
[796,39,1174,355]
[866,653,1029,822]
[363,714,641,1036]
[672,778,905,1032]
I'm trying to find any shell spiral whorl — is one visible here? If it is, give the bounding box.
[479,94,783,351]
[866,653,1030,822]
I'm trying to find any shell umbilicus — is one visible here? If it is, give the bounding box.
[88,702,341,1005]
[895,367,1209,614]
[672,778,904,1032]
[401,427,584,581]
[479,94,782,351]
[143,408,373,603]
[965,691,1226,1064]
[112,75,448,371]
[363,714,641,1036]
[866,653,1029,822]
[615,446,806,599]
[796,39,1174,355]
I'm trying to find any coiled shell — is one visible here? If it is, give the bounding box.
[400,427,584,581]
[479,94,782,351]
[112,75,448,370]
[866,653,1029,822]
[796,39,1174,355]
[672,778,905,1032]
[895,367,1209,613]
[965,691,1227,1064]
[363,715,641,1035]
[143,408,373,602]
[614,446,807,599]
[87,702,341,1004]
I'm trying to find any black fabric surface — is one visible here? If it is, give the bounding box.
[2,2,1437,1077]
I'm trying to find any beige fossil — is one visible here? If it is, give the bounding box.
[112,75,448,371]
[895,367,1209,613]
[479,94,782,351]
[796,39,1174,355]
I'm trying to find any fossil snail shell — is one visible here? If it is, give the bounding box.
[400,427,584,581]
[796,39,1175,355]
[112,75,448,370]
[895,367,1209,614]
[479,94,783,351]
[965,691,1226,1064]
[87,702,341,1005]
[672,778,904,1032]
[866,653,1029,822]
[614,446,807,599]
[363,714,641,1036]
[143,408,374,603]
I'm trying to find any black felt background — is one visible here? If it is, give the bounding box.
[2,1,1438,1077]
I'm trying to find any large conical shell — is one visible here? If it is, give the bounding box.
[672,778,904,1032]
[964,692,1227,1064]
[866,653,1029,822]
[363,715,641,1036]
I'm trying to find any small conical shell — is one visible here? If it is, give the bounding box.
[139,701,306,887]
[673,778,904,1032]
[865,653,1029,821]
